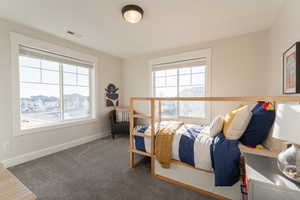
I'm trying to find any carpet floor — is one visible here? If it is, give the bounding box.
[9,136,217,200]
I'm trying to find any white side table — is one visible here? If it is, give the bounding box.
[244,153,300,200]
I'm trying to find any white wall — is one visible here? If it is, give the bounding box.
[267,0,300,95]
[258,0,300,153]
[121,31,269,118]
[0,18,122,163]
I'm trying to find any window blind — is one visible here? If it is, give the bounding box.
[19,45,94,68]
[152,58,206,71]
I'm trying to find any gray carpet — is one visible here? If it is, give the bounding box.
[9,136,216,200]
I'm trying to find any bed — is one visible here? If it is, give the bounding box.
[129,96,300,200]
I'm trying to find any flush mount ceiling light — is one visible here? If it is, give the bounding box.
[122,4,144,24]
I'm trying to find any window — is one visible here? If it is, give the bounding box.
[20,56,61,129]
[18,46,93,131]
[151,50,210,121]
[63,64,90,120]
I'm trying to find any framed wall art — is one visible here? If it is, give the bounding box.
[283,42,300,94]
[105,83,119,107]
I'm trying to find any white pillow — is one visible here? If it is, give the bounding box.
[209,115,224,137]
[224,105,252,140]
[116,110,129,122]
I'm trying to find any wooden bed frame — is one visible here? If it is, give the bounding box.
[129,96,300,200]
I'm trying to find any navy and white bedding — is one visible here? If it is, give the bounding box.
[134,122,241,187]
[210,132,241,186]
[134,122,213,170]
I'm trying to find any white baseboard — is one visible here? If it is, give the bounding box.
[2,131,110,168]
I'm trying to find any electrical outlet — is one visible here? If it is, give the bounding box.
[1,141,10,152]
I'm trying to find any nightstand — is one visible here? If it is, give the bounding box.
[243,153,300,200]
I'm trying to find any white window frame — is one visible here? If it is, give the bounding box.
[10,33,98,136]
[149,49,212,124]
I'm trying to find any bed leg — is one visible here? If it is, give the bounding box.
[129,98,135,169]
[150,99,156,176]
[151,157,155,176]
[130,151,135,168]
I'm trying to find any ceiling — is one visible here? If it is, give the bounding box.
[0,0,285,58]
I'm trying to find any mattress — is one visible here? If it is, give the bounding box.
[134,122,213,170]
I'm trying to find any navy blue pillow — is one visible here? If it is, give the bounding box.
[240,102,275,146]
[252,101,264,112]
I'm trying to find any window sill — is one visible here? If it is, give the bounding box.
[16,118,97,136]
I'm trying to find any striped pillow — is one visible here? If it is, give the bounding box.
[116,110,129,122]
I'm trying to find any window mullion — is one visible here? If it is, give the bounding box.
[177,68,180,118]
[88,68,92,118]
[76,66,78,86]
[153,72,156,97]
[59,63,64,121]
[40,60,42,83]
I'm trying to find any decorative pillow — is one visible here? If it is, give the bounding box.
[209,115,224,137]
[116,110,129,122]
[223,105,252,140]
[251,101,265,112]
[240,102,275,146]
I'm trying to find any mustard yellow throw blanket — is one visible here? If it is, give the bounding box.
[155,121,184,168]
